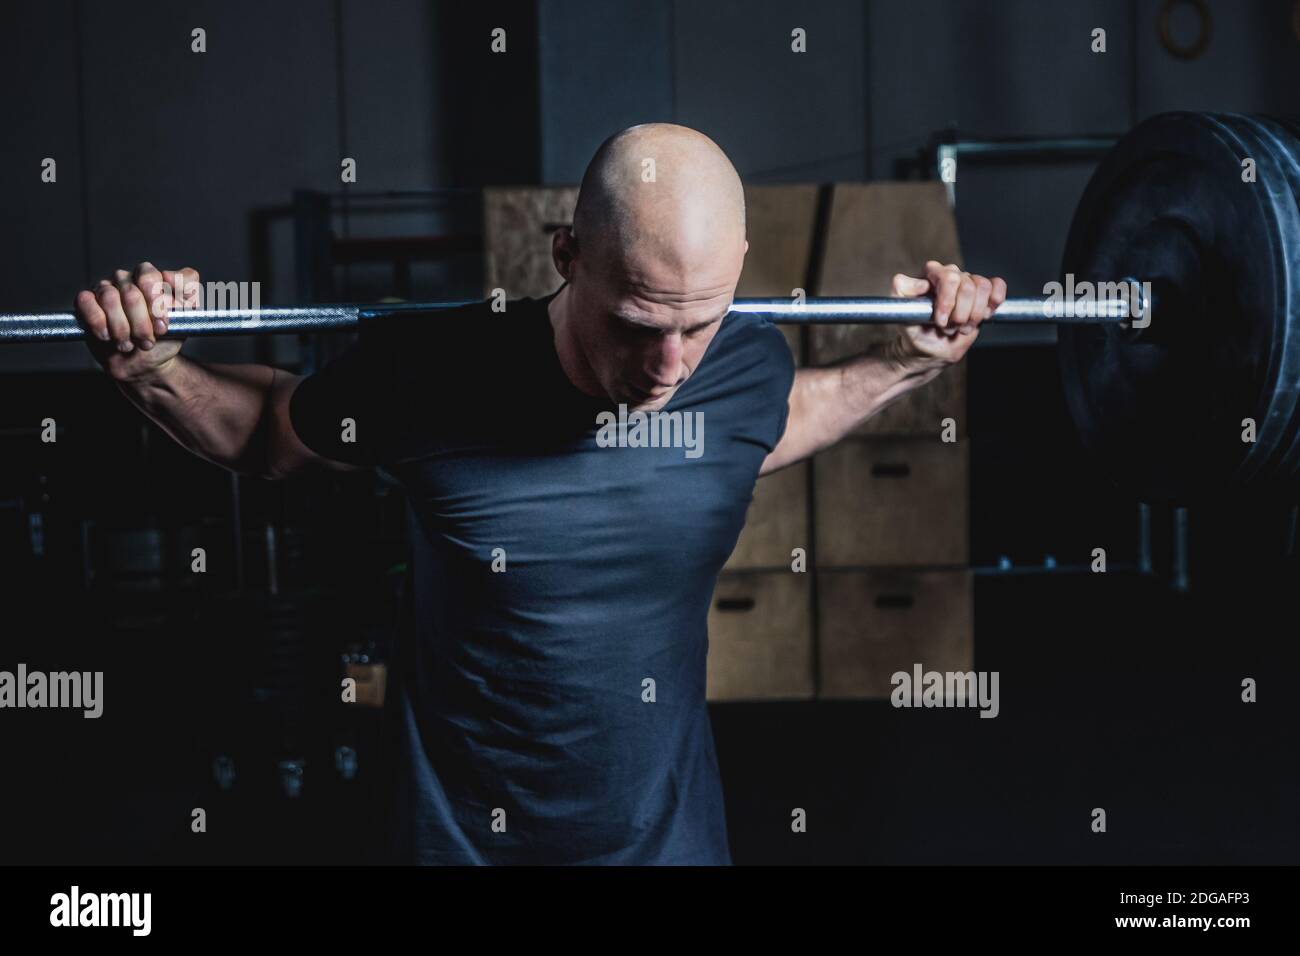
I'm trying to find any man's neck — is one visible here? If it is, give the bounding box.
[547,285,605,398]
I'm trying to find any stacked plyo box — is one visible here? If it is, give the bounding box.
[481,183,973,703]
[706,185,817,701]
[483,186,580,299]
[809,183,973,700]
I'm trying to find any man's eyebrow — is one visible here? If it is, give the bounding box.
[613,307,730,333]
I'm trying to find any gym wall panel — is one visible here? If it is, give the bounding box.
[335,0,461,303]
[868,0,1134,176]
[673,0,867,183]
[1,0,471,373]
[341,0,445,195]
[75,0,341,366]
[77,0,341,284]
[0,1,95,372]
[946,0,1133,138]
[1134,0,1300,119]
[867,0,1133,346]
[536,0,675,184]
[436,1,542,187]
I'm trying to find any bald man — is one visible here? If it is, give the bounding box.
[73,123,1005,865]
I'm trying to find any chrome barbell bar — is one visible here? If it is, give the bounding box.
[0,290,1144,342]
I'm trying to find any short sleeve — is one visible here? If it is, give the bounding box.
[761,324,797,452]
[288,324,401,468]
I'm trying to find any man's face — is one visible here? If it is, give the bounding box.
[568,239,745,411]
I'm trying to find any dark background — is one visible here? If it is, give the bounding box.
[1,0,1298,864]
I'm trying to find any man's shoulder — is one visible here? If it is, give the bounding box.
[353,294,554,383]
[362,294,548,343]
[712,309,795,380]
[723,306,791,345]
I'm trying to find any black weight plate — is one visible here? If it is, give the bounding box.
[1235,115,1300,482]
[1197,113,1300,488]
[1058,112,1300,501]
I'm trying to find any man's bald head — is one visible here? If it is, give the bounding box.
[571,123,746,268]
[549,123,749,412]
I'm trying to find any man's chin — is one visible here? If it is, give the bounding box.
[625,390,673,412]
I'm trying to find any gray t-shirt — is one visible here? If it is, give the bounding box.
[289,288,794,863]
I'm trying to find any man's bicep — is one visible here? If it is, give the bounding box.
[270,371,363,476]
[758,370,803,476]
[282,335,395,471]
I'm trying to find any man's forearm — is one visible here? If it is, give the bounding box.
[761,341,947,474]
[116,356,286,477]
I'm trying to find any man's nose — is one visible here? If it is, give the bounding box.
[646,334,684,385]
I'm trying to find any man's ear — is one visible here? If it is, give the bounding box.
[552,225,578,280]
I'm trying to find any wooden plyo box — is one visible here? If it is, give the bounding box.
[706,571,814,702]
[726,462,809,571]
[722,184,817,572]
[482,186,579,300]
[814,437,969,568]
[817,569,973,700]
[813,181,966,438]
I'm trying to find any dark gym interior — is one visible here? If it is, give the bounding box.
[2,0,1298,867]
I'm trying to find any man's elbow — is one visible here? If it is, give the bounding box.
[233,428,296,481]
[259,371,321,479]
[261,423,337,480]
[759,446,801,477]
[261,450,299,481]
[263,425,361,479]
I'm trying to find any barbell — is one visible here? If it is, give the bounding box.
[1,111,1297,501]
[0,290,1140,338]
